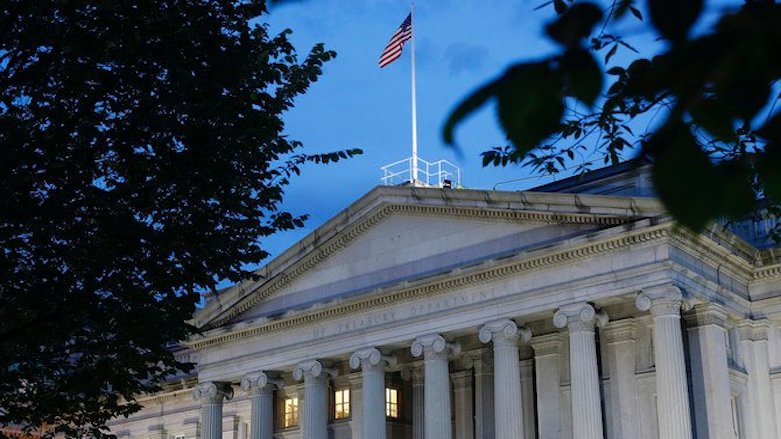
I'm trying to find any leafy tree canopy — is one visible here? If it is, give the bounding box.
[445,0,781,234]
[0,1,359,437]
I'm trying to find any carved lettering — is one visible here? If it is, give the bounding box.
[309,288,499,340]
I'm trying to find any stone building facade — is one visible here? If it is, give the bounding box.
[109,162,781,439]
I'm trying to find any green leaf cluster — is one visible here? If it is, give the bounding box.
[445,0,781,233]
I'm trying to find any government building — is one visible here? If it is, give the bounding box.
[109,161,781,439]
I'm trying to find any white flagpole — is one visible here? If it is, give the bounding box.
[410,0,419,185]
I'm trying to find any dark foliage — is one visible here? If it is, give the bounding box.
[444,0,781,234]
[0,1,359,437]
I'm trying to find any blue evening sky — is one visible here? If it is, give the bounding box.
[250,0,733,264]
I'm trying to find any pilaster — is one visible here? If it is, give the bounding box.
[402,364,425,439]
[451,370,474,439]
[602,319,640,439]
[737,320,777,439]
[530,333,563,439]
[684,302,732,439]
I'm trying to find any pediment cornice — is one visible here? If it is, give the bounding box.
[194,192,652,329]
[187,223,672,351]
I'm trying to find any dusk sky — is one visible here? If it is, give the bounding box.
[251,0,684,263]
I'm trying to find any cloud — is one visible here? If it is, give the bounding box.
[444,43,490,76]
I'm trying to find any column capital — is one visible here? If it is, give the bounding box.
[683,302,729,328]
[478,319,532,347]
[602,319,638,344]
[636,285,688,316]
[736,319,771,342]
[461,348,493,372]
[451,370,473,390]
[349,347,396,370]
[553,303,608,332]
[293,360,338,383]
[530,333,564,356]
[192,381,234,403]
[401,363,425,386]
[411,333,460,359]
[240,371,282,395]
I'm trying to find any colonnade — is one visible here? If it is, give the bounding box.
[192,286,750,439]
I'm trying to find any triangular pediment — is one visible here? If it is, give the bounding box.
[193,186,663,329]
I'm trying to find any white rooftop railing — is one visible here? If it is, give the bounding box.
[381,157,462,188]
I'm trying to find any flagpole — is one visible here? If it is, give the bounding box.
[410,0,419,185]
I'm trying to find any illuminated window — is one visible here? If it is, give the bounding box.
[283,396,299,428]
[385,387,399,418]
[334,388,350,419]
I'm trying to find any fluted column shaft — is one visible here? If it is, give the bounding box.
[530,334,563,439]
[241,373,280,439]
[479,319,530,439]
[636,287,692,439]
[412,334,459,439]
[193,382,234,439]
[294,361,335,439]
[554,304,606,439]
[351,348,394,439]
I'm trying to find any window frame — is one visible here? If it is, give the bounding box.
[333,387,351,420]
[385,386,400,419]
[282,395,300,428]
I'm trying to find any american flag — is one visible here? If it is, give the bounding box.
[379,13,412,68]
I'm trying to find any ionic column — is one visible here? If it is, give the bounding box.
[451,370,474,439]
[737,320,778,439]
[530,333,563,439]
[479,319,531,439]
[293,360,337,439]
[241,372,281,439]
[192,382,234,439]
[684,302,731,439]
[602,320,640,439]
[350,348,395,439]
[636,286,692,439]
[553,303,607,439]
[411,334,460,439]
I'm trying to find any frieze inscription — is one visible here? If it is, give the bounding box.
[310,288,498,340]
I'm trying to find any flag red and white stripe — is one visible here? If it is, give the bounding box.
[379,13,412,68]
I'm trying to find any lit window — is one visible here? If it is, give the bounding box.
[283,396,299,427]
[385,387,399,418]
[334,388,350,419]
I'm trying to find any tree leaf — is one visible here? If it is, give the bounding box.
[559,49,603,107]
[649,0,704,43]
[554,0,568,15]
[443,79,501,146]
[546,2,604,47]
[629,6,643,21]
[495,62,565,156]
[604,44,618,64]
